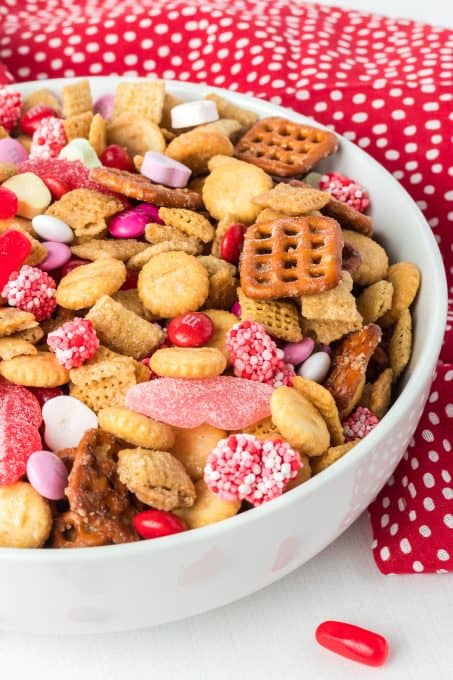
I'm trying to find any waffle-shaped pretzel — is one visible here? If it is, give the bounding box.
[240,215,343,299]
[235,117,338,177]
[90,167,203,210]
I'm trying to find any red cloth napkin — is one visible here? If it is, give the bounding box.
[0,1,451,573]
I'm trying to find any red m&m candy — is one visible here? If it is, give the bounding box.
[220,223,247,265]
[20,105,59,137]
[167,312,214,347]
[100,144,135,172]
[133,509,187,539]
[315,620,389,667]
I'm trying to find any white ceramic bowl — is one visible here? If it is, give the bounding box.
[0,78,447,634]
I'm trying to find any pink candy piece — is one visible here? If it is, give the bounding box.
[47,317,99,370]
[2,265,57,321]
[93,93,115,120]
[204,433,302,505]
[108,202,162,238]
[38,241,72,272]
[126,376,274,430]
[26,450,68,500]
[283,337,315,365]
[0,380,42,430]
[343,406,379,441]
[140,151,192,188]
[0,137,28,164]
[230,302,241,317]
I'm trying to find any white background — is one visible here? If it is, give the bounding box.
[2,2,453,679]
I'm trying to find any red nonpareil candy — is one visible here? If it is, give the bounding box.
[0,230,32,291]
[29,116,67,160]
[0,185,19,219]
[100,144,135,172]
[47,317,99,370]
[220,223,247,265]
[167,312,214,347]
[20,105,59,137]
[315,620,389,667]
[42,176,70,200]
[0,85,22,132]
[2,265,57,321]
[133,509,187,539]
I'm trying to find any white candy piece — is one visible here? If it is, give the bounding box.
[58,138,101,168]
[2,172,51,219]
[171,100,219,129]
[32,214,74,244]
[42,395,98,452]
[297,351,331,383]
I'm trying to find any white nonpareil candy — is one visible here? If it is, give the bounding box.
[42,395,98,452]
[170,100,219,129]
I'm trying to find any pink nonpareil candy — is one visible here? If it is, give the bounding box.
[125,376,274,430]
[38,241,72,272]
[108,202,162,238]
[140,151,192,188]
[0,137,28,164]
[93,93,115,120]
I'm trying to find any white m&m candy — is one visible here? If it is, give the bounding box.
[171,100,219,129]
[42,395,98,452]
[297,351,331,383]
[32,214,74,243]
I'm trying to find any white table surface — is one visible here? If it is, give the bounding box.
[2,2,452,679]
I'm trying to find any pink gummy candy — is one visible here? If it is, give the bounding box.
[0,380,43,485]
[125,376,273,430]
[0,380,42,429]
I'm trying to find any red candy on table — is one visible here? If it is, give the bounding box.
[315,620,389,667]
[20,104,59,136]
[42,176,70,200]
[220,223,247,265]
[133,509,187,539]
[167,312,214,347]
[0,230,32,290]
[100,144,135,172]
[0,185,19,219]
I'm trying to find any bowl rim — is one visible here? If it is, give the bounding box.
[0,76,447,562]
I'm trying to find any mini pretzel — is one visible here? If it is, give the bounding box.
[235,117,338,177]
[240,215,343,299]
[89,167,203,210]
[64,429,139,545]
[324,324,382,418]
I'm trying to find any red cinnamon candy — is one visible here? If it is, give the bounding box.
[315,620,389,667]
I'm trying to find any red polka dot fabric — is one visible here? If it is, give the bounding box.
[0,0,452,573]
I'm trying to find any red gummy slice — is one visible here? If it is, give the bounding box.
[0,421,42,485]
[0,380,42,429]
[125,376,273,430]
[0,230,32,291]
[0,381,42,485]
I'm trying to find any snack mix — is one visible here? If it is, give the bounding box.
[0,79,420,549]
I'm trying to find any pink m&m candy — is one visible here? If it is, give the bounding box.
[140,151,192,188]
[38,241,71,272]
[93,93,115,120]
[108,203,162,238]
[283,337,315,365]
[0,137,28,164]
[26,450,68,500]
